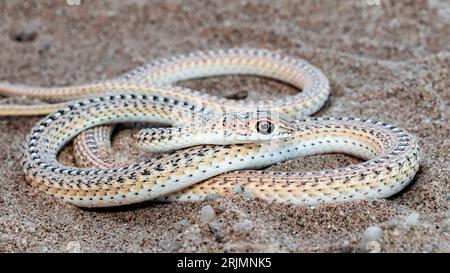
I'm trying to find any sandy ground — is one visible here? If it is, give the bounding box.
[0,0,449,253]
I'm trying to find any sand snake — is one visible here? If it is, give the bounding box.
[0,49,420,207]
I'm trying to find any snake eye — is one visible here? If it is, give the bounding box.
[256,119,274,135]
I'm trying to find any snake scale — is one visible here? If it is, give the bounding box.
[0,48,421,208]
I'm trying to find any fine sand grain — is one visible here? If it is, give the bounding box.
[0,0,449,252]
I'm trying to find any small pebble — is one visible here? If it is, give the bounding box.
[359,226,383,252]
[12,26,37,43]
[362,226,383,242]
[341,240,350,253]
[208,221,222,232]
[283,239,299,251]
[366,241,382,253]
[391,229,401,237]
[233,219,254,234]
[200,205,216,223]
[66,241,82,253]
[158,240,179,251]
[208,221,225,240]
[174,219,190,232]
[405,212,420,226]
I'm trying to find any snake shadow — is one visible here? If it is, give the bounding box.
[79,199,174,213]
[386,166,424,201]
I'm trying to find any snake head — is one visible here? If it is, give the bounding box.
[136,110,296,152]
[212,110,295,142]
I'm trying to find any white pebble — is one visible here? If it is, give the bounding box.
[233,219,254,233]
[341,240,350,253]
[405,212,420,226]
[158,240,179,251]
[366,241,382,253]
[66,241,82,253]
[200,205,216,223]
[359,226,383,252]
[174,219,190,232]
[362,226,383,242]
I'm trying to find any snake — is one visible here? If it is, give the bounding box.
[0,48,421,207]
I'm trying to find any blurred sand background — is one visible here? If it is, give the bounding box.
[0,0,449,252]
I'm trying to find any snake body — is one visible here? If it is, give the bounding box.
[0,49,421,207]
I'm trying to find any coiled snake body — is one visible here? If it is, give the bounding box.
[0,49,421,207]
